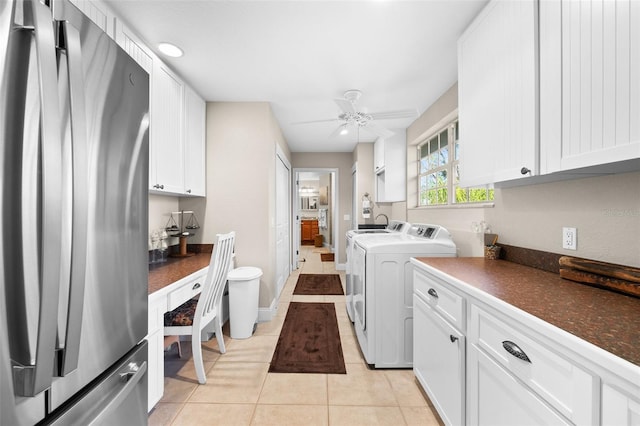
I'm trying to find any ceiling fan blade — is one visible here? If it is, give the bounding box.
[291,118,339,125]
[369,109,418,120]
[334,98,356,114]
[363,121,395,139]
[328,124,348,139]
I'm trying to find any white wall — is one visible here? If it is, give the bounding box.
[148,194,180,247]
[180,102,291,308]
[487,172,640,267]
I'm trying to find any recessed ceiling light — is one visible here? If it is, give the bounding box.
[158,42,183,58]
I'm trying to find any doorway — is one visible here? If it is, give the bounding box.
[275,149,291,300]
[293,168,338,269]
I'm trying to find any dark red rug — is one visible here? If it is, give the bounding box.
[320,253,334,262]
[293,274,344,295]
[269,302,346,374]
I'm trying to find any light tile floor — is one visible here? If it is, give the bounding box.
[149,245,442,426]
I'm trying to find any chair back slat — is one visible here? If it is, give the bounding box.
[193,232,235,329]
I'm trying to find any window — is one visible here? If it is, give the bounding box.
[418,120,493,206]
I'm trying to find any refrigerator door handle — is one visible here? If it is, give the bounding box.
[12,0,64,397]
[87,361,147,426]
[55,17,89,377]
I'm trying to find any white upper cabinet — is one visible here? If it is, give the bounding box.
[374,132,406,202]
[459,0,639,187]
[458,0,538,187]
[110,13,206,197]
[149,63,185,195]
[374,137,385,173]
[183,86,206,197]
[540,0,640,173]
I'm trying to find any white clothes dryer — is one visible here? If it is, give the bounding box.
[352,224,456,368]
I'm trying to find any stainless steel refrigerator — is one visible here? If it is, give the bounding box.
[1,0,149,424]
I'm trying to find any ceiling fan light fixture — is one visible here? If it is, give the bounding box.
[339,125,349,135]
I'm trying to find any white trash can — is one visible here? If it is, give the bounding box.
[227,266,263,339]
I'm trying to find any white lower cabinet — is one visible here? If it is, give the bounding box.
[411,261,639,426]
[468,345,570,425]
[146,295,166,412]
[414,295,465,426]
[146,268,209,411]
[468,304,597,425]
[602,384,640,426]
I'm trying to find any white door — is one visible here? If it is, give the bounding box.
[275,153,291,299]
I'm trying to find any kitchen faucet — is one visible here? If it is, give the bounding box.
[375,213,389,226]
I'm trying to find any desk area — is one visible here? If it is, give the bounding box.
[147,253,212,411]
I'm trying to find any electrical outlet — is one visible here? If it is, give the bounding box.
[562,227,577,250]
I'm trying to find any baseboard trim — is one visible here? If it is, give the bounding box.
[258,297,278,322]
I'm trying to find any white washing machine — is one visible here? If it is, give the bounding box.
[345,220,410,322]
[352,224,456,368]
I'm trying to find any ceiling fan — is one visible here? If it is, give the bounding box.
[295,89,417,140]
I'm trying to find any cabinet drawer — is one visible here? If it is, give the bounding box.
[167,272,207,311]
[469,345,571,426]
[470,304,597,425]
[414,269,464,331]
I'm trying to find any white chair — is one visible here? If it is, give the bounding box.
[164,231,235,384]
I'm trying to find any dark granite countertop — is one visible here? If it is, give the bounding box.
[413,257,640,367]
[148,254,211,295]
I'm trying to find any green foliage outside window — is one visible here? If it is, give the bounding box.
[418,120,493,206]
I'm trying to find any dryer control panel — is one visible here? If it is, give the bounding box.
[408,224,451,240]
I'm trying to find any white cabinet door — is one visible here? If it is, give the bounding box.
[150,63,184,194]
[183,86,206,197]
[602,383,640,426]
[540,0,640,173]
[146,295,166,412]
[374,137,385,173]
[413,295,464,426]
[374,132,406,202]
[458,0,538,186]
[468,345,571,426]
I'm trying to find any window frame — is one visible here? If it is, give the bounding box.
[417,119,493,207]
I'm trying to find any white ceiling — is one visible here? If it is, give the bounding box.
[105,0,488,153]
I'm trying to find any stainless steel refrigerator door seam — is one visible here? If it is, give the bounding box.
[12,0,64,398]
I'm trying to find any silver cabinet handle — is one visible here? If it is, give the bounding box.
[450,335,459,343]
[502,340,531,363]
[153,183,165,189]
[427,288,438,298]
[192,282,201,290]
[186,189,192,193]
